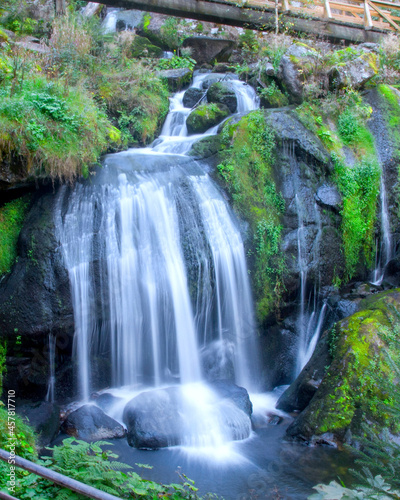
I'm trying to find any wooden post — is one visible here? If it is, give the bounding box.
[55,0,66,15]
[324,0,333,18]
[282,0,290,11]
[364,0,373,27]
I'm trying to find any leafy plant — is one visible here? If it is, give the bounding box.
[157,56,196,71]
[0,437,216,499]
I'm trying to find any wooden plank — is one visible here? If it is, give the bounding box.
[367,0,400,28]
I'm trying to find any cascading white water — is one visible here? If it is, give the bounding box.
[372,169,392,285]
[56,73,260,446]
[45,334,56,403]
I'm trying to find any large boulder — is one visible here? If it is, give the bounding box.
[61,404,126,440]
[207,82,237,113]
[183,87,205,108]
[186,103,229,134]
[329,52,378,91]
[123,384,252,449]
[158,68,193,91]
[182,37,236,65]
[285,289,400,446]
[277,43,317,103]
[123,387,184,449]
[315,184,342,213]
[129,36,163,59]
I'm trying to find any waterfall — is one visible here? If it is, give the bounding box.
[372,166,392,285]
[45,334,56,403]
[56,73,260,417]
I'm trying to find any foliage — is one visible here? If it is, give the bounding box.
[296,90,380,281]
[0,75,111,181]
[217,110,285,321]
[378,34,400,84]
[309,304,400,499]
[157,56,196,71]
[0,437,215,499]
[0,406,36,460]
[309,475,400,499]
[0,196,30,275]
[0,340,6,397]
[258,81,289,108]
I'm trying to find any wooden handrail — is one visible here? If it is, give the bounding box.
[0,448,122,500]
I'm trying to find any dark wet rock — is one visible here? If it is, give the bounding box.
[188,134,222,159]
[212,63,236,73]
[186,103,229,134]
[123,387,186,449]
[211,379,253,417]
[329,52,377,90]
[0,192,74,400]
[17,401,60,446]
[384,255,400,287]
[276,332,331,413]
[183,87,205,108]
[129,36,163,58]
[123,384,251,449]
[207,82,237,113]
[158,68,193,91]
[315,185,342,212]
[182,37,236,65]
[61,404,125,440]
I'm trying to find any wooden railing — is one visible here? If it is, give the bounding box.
[237,0,400,31]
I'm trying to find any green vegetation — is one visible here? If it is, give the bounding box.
[296,91,380,281]
[157,55,196,71]
[0,9,171,180]
[0,196,30,275]
[217,110,285,321]
[0,437,214,499]
[296,289,400,444]
[309,299,400,500]
[258,81,289,108]
[186,103,229,134]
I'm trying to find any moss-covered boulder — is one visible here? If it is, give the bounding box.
[158,68,193,92]
[285,289,400,446]
[329,52,378,91]
[186,103,229,134]
[129,36,163,59]
[207,82,237,113]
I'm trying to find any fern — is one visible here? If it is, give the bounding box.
[6,437,215,499]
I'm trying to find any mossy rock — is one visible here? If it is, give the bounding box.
[207,82,237,113]
[186,103,229,135]
[158,68,193,92]
[286,289,400,445]
[188,134,223,158]
[129,36,163,59]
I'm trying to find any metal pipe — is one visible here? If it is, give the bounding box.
[0,448,122,500]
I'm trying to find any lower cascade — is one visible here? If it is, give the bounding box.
[55,73,261,448]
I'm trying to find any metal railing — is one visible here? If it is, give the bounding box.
[0,448,122,500]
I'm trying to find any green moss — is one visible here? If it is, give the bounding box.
[0,196,30,275]
[300,289,400,439]
[296,92,380,281]
[216,110,285,321]
[259,81,289,108]
[186,103,229,134]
